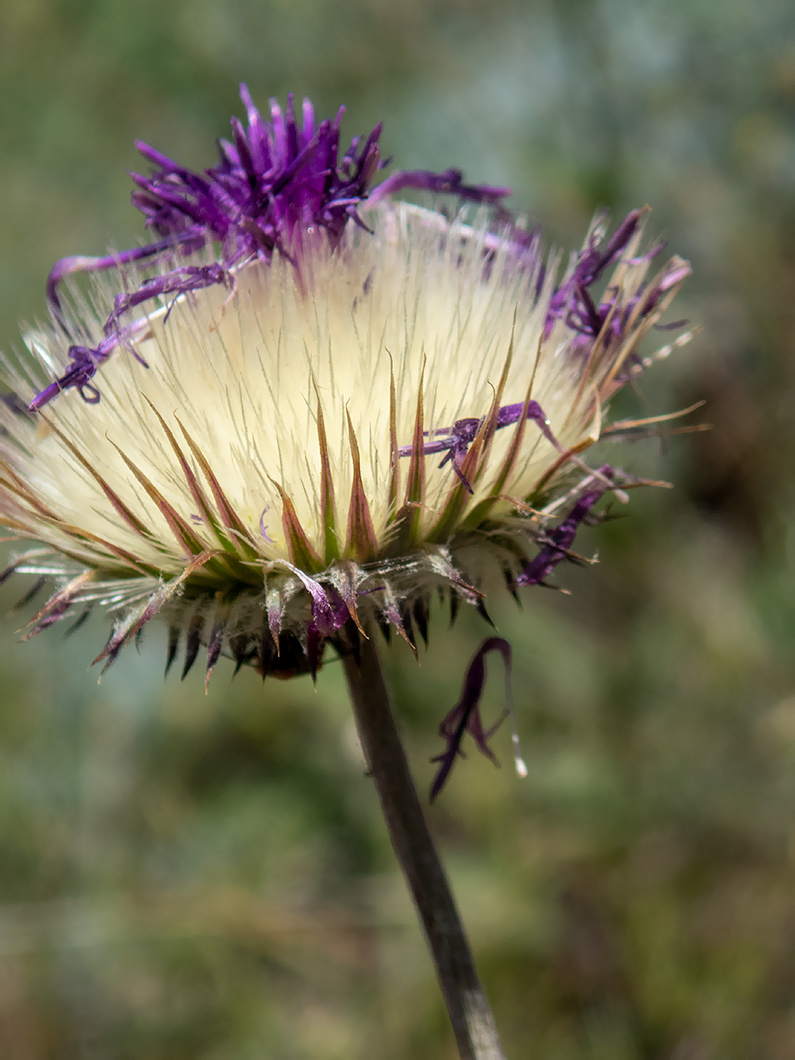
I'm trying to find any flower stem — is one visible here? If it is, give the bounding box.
[342,630,506,1060]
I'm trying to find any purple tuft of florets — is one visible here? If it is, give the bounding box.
[130,85,385,264]
[543,210,644,341]
[32,85,513,412]
[543,210,690,360]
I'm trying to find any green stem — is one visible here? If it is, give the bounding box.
[342,630,506,1060]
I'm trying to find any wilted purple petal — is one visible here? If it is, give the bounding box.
[430,636,512,801]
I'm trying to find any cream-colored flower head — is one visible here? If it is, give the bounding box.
[1,86,692,686]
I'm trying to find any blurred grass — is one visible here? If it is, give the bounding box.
[1,0,795,1056]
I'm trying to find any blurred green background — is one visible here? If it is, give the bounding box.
[1,0,794,1057]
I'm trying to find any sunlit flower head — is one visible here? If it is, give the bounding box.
[1,85,692,692]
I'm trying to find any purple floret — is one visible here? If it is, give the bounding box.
[517,465,615,587]
[399,400,559,492]
[368,168,511,209]
[29,265,232,411]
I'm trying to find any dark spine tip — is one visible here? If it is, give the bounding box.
[165,626,180,676]
[181,615,203,679]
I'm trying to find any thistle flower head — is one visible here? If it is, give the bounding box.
[1,86,692,697]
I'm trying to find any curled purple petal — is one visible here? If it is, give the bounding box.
[544,209,669,350]
[28,347,99,410]
[430,636,512,801]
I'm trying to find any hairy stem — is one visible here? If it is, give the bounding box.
[342,631,506,1060]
